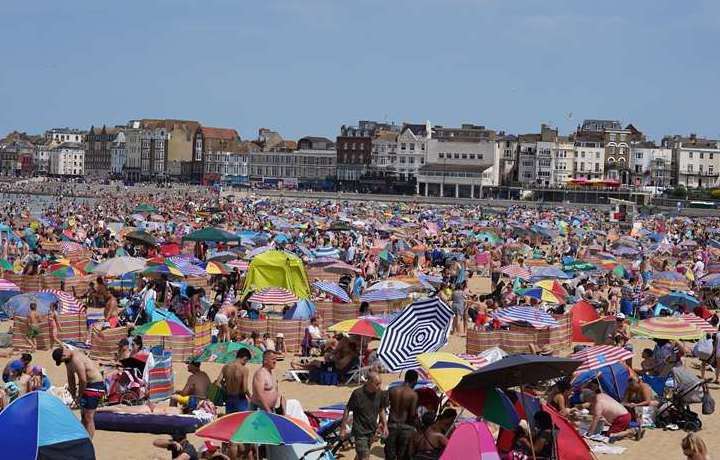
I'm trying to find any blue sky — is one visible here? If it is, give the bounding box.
[1,0,718,141]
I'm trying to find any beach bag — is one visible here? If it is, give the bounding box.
[702,387,715,415]
[694,338,714,363]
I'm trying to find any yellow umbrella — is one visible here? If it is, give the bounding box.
[416,352,475,394]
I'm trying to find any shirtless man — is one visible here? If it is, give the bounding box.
[252,350,281,412]
[170,360,211,413]
[104,291,120,327]
[26,302,41,352]
[217,348,251,414]
[584,390,643,442]
[624,375,658,409]
[385,369,419,460]
[53,347,105,437]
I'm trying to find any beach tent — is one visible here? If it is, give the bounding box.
[441,420,500,460]
[570,300,599,342]
[242,250,310,299]
[0,391,95,459]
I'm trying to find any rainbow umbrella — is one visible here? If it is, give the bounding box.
[328,318,386,338]
[142,263,184,278]
[196,411,321,445]
[533,280,568,298]
[515,287,564,304]
[631,316,704,341]
[49,264,85,279]
[132,319,194,337]
[449,387,520,430]
[205,261,230,276]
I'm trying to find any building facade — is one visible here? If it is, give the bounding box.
[85,125,120,178]
[249,136,335,188]
[49,142,84,176]
[0,132,35,175]
[45,128,86,144]
[629,142,672,187]
[336,121,398,187]
[193,127,246,184]
[663,135,720,188]
[110,131,127,177]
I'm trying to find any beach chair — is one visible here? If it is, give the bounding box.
[284,369,311,383]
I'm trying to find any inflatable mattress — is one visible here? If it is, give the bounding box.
[95,411,205,434]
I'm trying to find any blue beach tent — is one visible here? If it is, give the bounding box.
[0,391,95,459]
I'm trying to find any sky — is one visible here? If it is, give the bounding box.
[1,0,719,142]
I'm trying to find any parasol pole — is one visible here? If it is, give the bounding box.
[519,384,537,460]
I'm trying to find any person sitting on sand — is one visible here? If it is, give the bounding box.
[170,360,210,414]
[153,432,199,460]
[410,408,456,460]
[623,375,658,409]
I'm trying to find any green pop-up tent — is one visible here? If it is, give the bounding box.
[242,250,310,299]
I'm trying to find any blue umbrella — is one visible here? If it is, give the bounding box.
[658,292,700,309]
[312,280,351,303]
[529,266,572,281]
[572,362,629,402]
[360,288,409,303]
[0,391,95,459]
[3,292,58,317]
[284,299,316,320]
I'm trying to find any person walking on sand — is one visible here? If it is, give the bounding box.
[52,347,105,438]
[341,371,388,460]
[48,302,62,347]
[26,302,41,351]
[385,369,419,460]
[252,350,282,413]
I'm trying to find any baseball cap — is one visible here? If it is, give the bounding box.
[8,360,24,373]
[52,348,65,366]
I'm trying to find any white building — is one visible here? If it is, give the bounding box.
[49,142,84,176]
[663,135,720,188]
[34,144,52,174]
[630,142,672,187]
[396,124,429,181]
[110,131,127,176]
[44,128,86,144]
[204,151,250,182]
[553,137,575,185]
[417,124,497,197]
[573,133,605,179]
[370,130,399,176]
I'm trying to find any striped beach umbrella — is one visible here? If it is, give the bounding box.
[173,261,207,277]
[313,247,340,259]
[570,345,634,374]
[248,287,298,305]
[132,319,194,337]
[367,280,412,291]
[631,316,704,341]
[360,288,409,303]
[226,259,249,271]
[680,313,717,334]
[312,280,351,303]
[328,318,386,338]
[0,279,20,292]
[196,411,321,445]
[39,289,82,314]
[492,306,559,329]
[499,265,531,280]
[378,297,454,372]
[515,288,564,304]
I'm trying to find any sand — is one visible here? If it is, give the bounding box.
[2,335,720,459]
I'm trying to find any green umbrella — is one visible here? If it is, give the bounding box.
[0,259,12,271]
[125,230,157,246]
[193,342,263,364]
[183,227,241,242]
[133,203,158,213]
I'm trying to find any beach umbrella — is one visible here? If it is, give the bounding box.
[447,387,521,430]
[328,318,386,339]
[378,297,454,372]
[172,261,207,277]
[312,280,351,303]
[0,391,95,460]
[183,227,241,242]
[196,411,321,445]
[193,342,263,364]
[652,271,689,291]
[455,355,581,391]
[208,252,237,263]
[700,273,720,288]
[133,203,158,213]
[570,345,634,374]
[533,280,569,298]
[60,241,83,256]
[0,258,12,271]
[132,319,194,337]
[367,280,412,291]
[441,421,500,460]
[680,313,717,334]
[245,245,274,259]
[360,288,409,303]
[631,316,704,341]
[3,292,58,317]
[0,279,20,291]
[39,289,82,314]
[492,306,560,329]
[515,287,564,304]
[226,259,250,271]
[49,264,86,279]
[205,261,231,276]
[284,299,316,320]
[417,273,443,289]
[125,230,157,247]
[658,292,700,309]
[307,257,338,267]
[529,266,572,281]
[417,352,476,394]
[142,263,185,278]
[93,256,146,277]
[313,247,340,259]
[248,287,298,305]
[580,317,617,345]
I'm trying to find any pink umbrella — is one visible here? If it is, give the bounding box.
[441,420,499,460]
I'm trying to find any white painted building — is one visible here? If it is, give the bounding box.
[44,128,86,144]
[49,142,84,176]
[630,142,672,187]
[396,124,429,181]
[204,151,250,181]
[573,134,604,179]
[370,130,399,176]
[663,135,720,188]
[110,131,127,176]
[553,138,575,185]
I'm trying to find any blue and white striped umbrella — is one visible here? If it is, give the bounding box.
[313,247,340,259]
[175,262,207,277]
[360,288,409,303]
[492,306,559,329]
[378,297,454,372]
[312,280,351,303]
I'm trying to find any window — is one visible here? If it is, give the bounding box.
[688,164,694,172]
[711,153,714,160]
[469,154,476,160]
[409,144,415,151]
[635,152,643,159]
[595,163,600,172]
[401,143,406,150]
[700,152,704,159]
[461,154,467,159]
[439,153,444,159]
[454,153,459,159]
[689,152,693,159]
[700,164,704,172]
[581,152,586,159]
[359,143,365,150]
[400,157,406,164]
[710,165,715,174]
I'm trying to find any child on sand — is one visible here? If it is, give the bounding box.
[26,302,41,352]
[48,302,62,347]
